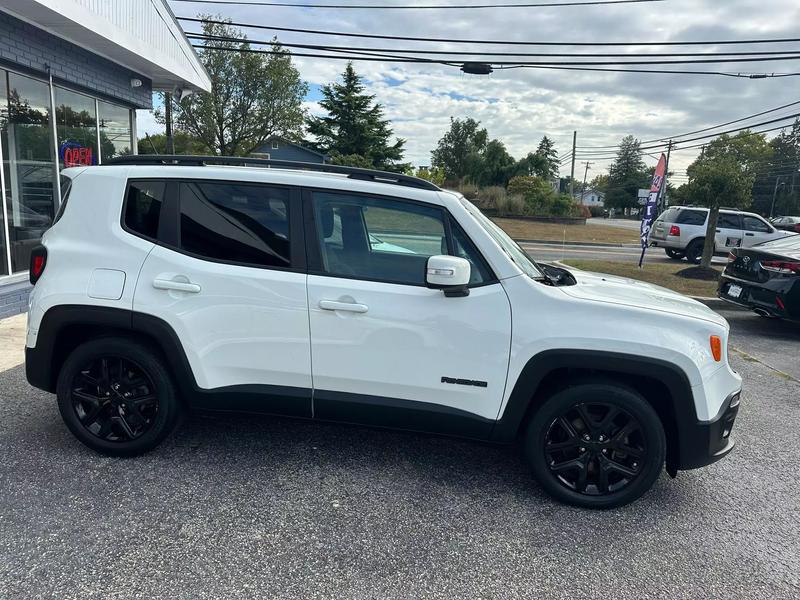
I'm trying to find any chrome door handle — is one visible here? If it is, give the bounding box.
[319,300,368,313]
[153,278,201,293]
[745,233,755,236]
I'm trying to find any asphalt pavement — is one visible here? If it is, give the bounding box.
[1,314,799,599]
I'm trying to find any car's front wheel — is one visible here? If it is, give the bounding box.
[525,382,666,509]
[56,338,182,457]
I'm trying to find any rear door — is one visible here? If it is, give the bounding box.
[715,213,743,251]
[132,178,312,416]
[304,189,512,438]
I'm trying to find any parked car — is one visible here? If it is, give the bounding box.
[649,206,795,263]
[771,215,800,234]
[718,235,800,322]
[25,156,742,509]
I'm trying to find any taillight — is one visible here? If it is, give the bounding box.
[727,252,736,263]
[669,225,681,236]
[29,246,47,285]
[794,224,800,233]
[760,260,800,275]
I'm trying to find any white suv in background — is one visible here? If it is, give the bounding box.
[649,206,794,263]
[24,156,742,509]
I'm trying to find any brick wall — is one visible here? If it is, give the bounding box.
[0,10,152,108]
[0,281,31,320]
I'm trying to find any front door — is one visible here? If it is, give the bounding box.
[304,189,512,438]
[133,178,312,416]
[741,215,780,248]
[714,213,743,252]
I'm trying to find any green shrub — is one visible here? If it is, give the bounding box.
[588,205,606,218]
[458,183,479,200]
[475,186,506,210]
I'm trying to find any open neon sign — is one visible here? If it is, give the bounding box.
[60,141,95,167]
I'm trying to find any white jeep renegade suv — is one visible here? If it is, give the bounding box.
[25,157,742,509]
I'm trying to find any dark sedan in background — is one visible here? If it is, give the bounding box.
[718,235,800,322]
[771,216,800,234]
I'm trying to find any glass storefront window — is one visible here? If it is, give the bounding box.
[2,71,58,273]
[98,100,133,160]
[55,86,98,168]
[0,71,135,278]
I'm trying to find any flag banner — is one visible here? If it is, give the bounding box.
[638,153,668,267]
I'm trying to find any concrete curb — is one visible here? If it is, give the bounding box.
[514,238,639,248]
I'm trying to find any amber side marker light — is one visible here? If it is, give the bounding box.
[710,336,723,362]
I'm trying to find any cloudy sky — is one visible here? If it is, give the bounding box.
[143,0,800,182]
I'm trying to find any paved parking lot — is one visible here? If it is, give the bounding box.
[1,311,799,599]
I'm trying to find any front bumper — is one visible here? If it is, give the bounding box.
[677,390,741,470]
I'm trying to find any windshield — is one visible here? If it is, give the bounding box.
[459,197,544,279]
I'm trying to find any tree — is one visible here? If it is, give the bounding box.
[605,136,651,211]
[138,131,210,155]
[682,132,771,268]
[533,136,560,180]
[307,63,406,171]
[163,18,307,156]
[413,166,446,187]
[474,139,516,187]
[753,119,800,216]
[431,117,488,183]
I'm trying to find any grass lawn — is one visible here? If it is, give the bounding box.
[493,218,639,245]
[562,260,722,297]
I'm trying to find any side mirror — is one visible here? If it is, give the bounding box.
[426,255,471,297]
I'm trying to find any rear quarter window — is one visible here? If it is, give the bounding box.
[676,210,707,226]
[124,180,166,241]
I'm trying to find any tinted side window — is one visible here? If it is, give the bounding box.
[676,210,707,225]
[314,192,446,286]
[124,180,165,240]
[718,214,742,229]
[178,181,290,268]
[743,216,770,233]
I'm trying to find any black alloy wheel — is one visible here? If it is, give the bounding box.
[70,357,158,442]
[57,338,181,456]
[543,402,645,496]
[526,382,666,509]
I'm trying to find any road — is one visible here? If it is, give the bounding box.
[587,217,642,230]
[520,241,728,266]
[1,309,799,598]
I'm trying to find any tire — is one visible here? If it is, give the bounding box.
[665,248,685,260]
[525,382,666,509]
[684,239,704,264]
[56,337,182,457]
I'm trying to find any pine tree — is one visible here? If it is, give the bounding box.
[606,135,650,211]
[534,136,560,180]
[307,63,406,171]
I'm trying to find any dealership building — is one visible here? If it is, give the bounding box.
[0,0,210,317]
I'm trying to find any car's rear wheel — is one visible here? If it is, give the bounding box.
[56,338,181,457]
[685,239,704,264]
[525,382,666,509]
[665,248,685,260]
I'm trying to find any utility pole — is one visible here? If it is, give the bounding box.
[569,130,577,199]
[770,176,785,218]
[164,91,175,154]
[579,161,593,204]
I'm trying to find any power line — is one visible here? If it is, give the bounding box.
[172,0,665,7]
[497,64,798,78]
[187,33,800,59]
[177,17,800,47]
[191,42,800,67]
[576,99,800,148]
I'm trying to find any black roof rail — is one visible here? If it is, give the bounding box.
[102,154,440,191]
